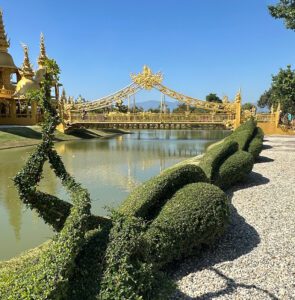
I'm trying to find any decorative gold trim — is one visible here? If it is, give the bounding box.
[131,65,163,90]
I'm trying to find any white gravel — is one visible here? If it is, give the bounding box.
[171,136,295,300]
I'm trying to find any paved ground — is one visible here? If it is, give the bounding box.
[172,136,295,300]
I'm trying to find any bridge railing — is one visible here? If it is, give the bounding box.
[69,112,235,124]
[255,113,276,123]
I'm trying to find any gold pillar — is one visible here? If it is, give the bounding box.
[11,99,16,119]
[234,90,242,129]
[31,100,37,124]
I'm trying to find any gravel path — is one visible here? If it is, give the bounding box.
[171,136,295,300]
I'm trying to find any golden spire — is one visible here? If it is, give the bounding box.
[234,89,242,103]
[0,9,10,52]
[222,95,229,103]
[21,44,34,79]
[60,88,66,103]
[38,32,47,67]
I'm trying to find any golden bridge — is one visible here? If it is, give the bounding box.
[59,65,243,131]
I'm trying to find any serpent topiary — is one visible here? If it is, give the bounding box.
[198,140,239,181]
[119,164,208,220]
[247,127,264,160]
[214,150,254,189]
[144,182,230,267]
[224,119,257,151]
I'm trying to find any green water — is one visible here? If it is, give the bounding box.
[0,129,229,260]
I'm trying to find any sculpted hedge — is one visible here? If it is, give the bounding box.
[0,61,264,299]
[144,182,230,267]
[119,164,208,220]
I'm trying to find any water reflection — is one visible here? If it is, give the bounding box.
[0,129,229,260]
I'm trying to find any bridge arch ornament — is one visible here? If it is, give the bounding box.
[59,65,242,130]
[68,65,240,114]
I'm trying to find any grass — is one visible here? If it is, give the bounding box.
[0,126,128,150]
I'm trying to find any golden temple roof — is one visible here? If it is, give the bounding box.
[0,10,9,52]
[15,45,38,97]
[20,44,34,79]
[0,10,17,69]
[14,77,39,98]
[0,51,17,69]
[38,33,47,68]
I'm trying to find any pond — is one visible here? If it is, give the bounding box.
[0,129,230,260]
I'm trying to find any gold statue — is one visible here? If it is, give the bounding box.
[131,65,163,90]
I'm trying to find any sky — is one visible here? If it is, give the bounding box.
[1,0,295,106]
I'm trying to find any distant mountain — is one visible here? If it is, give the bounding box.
[136,100,179,111]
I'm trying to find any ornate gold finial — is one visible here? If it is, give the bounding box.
[38,32,47,67]
[60,88,66,103]
[131,65,163,90]
[0,9,10,52]
[21,44,34,79]
[222,95,229,103]
[234,89,241,103]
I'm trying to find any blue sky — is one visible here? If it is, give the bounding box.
[2,0,295,105]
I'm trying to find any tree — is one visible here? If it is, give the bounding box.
[115,100,128,113]
[147,106,160,113]
[242,103,256,111]
[258,89,273,110]
[269,0,295,30]
[173,103,189,113]
[258,65,295,114]
[206,93,222,103]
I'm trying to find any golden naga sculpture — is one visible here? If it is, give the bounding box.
[131,65,163,90]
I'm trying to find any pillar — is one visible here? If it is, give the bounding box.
[234,90,242,129]
[235,102,241,129]
[11,99,16,121]
[31,100,37,124]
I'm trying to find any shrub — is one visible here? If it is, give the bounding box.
[214,151,254,189]
[225,119,256,150]
[66,224,111,299]
[119,164,208,220]
[198,140,239,181]
[248,127,264,160]
[144,182,230,267]
[1,177,92,299]
[99,212,174,300]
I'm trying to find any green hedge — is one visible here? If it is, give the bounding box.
[224,119,257,151]
[99,213,174,300]
[214,151,254,189]
[119,164,208,220]
[198,140,239,181]
[248,127,264,160]
[144,182,230,267]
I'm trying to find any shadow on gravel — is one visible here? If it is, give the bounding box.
[226,172,270,196]
[171,171,273,299]
[174,267,279,300]
[256,156,274,163]
[263,144,273,150]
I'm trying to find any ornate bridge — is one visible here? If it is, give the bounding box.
[59,66,242,130]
